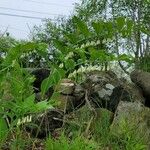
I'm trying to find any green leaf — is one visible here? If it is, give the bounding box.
[2,42,45,67]
[65,59,76,70]
[0,118,8,142]
[105,21,114,38]
[77,49,86,61]
[140,26,150,36]
[118,54,133,63]
[90,48,108,62]
[126,19,133,37]
[116,17,125,31]
[35,101,53,111]
[20,42,37,52]
[22,94,35,109]
[36,43,48,58]
[41,76,53,96]
[64,33,78,44]
[73,16,90,37]
[92,21,104,35]
[41,68,65,96]
[53,40,68,54]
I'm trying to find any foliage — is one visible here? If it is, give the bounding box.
[0,35,18,64]
[0,35,17,53]
[46,134,100,150]
[32,0,150,72]
[41,66,65,96]
[110,119,147,150]
[18,41,50,68]
[91,111,146,150]
[0,42,55,145]
[0,0,150,148]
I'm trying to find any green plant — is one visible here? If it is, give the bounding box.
[0,42,55,147]
[91,110,147,150]
[46,133,100,150]
[92,110,112,145]
[0,117,8,146]
[119,119,146,150]
[51,16,135,79]
[109,119,147,150]
[0,0,149,148]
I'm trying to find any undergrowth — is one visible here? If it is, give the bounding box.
[0,12,149,149]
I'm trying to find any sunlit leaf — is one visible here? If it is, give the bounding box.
[65,59,76,70]
[41,68,65,96]
[73,16,90,37]
[116,17,125,31]
[35,100,53,111]
[92,21,104,35]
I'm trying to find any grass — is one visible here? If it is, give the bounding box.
[46,133,100,150]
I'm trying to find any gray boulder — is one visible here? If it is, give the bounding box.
[131,70,150,107]
[110,101,150,149]
[83,70,145,112]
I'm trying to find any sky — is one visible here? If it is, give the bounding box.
[0,0,80,40]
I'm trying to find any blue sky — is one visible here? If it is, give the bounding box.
[0,0,80,39]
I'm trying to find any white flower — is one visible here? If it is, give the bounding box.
[17,119,21,126]
[29,51,32,55]
[12,60,16,67]
[29,59,34,62]
[80,44,85,49]
[77,68,82,73]
[41,58,46,62]
[96,40,100,45]
[88,65,93,71]
[59,63,64,68]
[17,116,32,126]
[71,70,77,77]
[90,41,95,46]
[33,50,36,53]
[20,54,25,58]
[65,52,74,60]
[86,41,90,47]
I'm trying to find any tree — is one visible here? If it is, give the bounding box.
[111,0,150,71]
[31,0,150,73]
[75,0,150,72]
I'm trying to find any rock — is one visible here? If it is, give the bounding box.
[54,94,84,113]
[56,79,75,95]
[64,104,94,132]
[25,109,64,138]
[73,84,85,107]
[85,70,119,86]
[84,71,121,111]
[55,94,76,113]
[64,104,113,135]
[105,84,115,90]
[130,70,150,107]
[98,88,113,98]
[109,86,131,112]
[30,68,51,93]
[94,83,143,112]
[54,81,85,113]
[110,101,150,149]
[126,83,145,103]
[83,70,145,112]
